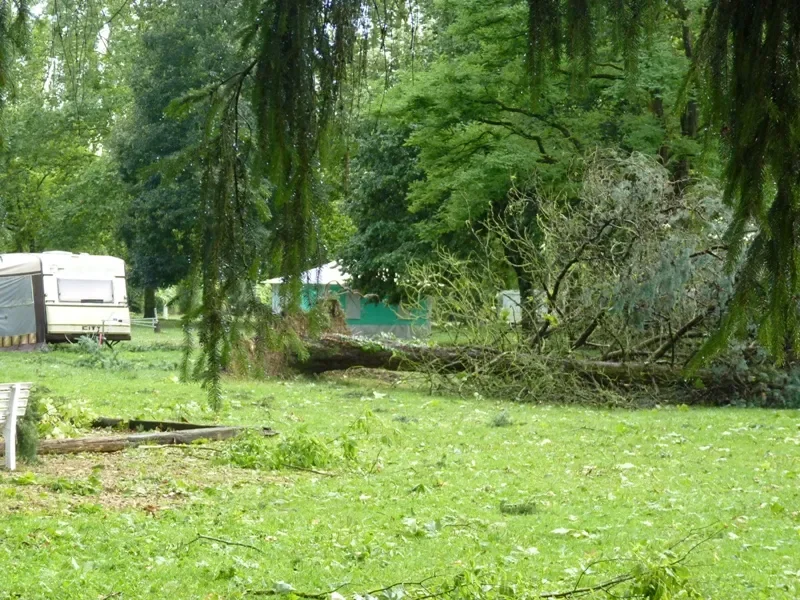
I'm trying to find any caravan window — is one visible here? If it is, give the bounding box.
[57,279,114,303]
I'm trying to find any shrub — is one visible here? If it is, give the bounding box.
[74,335,131,370]
[218,428,334,470]
[270,428,335,469]
[16,388,42,463]
[38,396,96,439]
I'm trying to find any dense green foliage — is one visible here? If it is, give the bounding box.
[0,1,126,253]
[339,123,428,302]
[0,0,29,117]
[3,0,800,400]
[114,0,241,292]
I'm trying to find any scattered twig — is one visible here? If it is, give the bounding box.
[137,444,220,452]
[285,464,335,477]
[364,576,440,597]
[249,577,452,599]
[182,534,264,554]
[539,574,634,598]
[248,587,343,599]
[367,448,384,475]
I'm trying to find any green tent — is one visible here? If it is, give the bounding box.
[268,263,429,339]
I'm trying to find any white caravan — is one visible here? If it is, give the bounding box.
[0,252,131,347]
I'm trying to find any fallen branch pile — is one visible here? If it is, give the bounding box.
[292,335,706,386]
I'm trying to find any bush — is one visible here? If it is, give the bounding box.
[16,388,42,463]
[271,429,335,469]
[73,335,131,370]
[218,411,387,471]
[38,396,96,439]
[218,428,334,470]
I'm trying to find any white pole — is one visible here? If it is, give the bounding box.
[4,384,19,471]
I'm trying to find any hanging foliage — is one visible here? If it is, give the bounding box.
[688,1,800,364]
[0,0,29,119]
[521,0,800,361]
[245,0,364,303]
[526,0,662,94]
[175,0,380,406]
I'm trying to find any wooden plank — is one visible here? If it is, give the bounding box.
[3,384,19,470]
[0,394,30,404]
[0,398,29,422]
[0,384,32,430]
[0,426,278,456]
[0,383,33,391]
[0,400,29,413]
[0,393,30,401]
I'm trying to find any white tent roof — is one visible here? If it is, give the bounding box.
[266,262,351,286]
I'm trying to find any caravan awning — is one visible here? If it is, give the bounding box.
[0,254,41,277]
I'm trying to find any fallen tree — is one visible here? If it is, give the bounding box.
[288,334,800,407]
[290,335,704,385]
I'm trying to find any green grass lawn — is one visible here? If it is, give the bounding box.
[1,325,799,599]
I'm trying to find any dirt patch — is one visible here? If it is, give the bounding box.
[0,443,291,513]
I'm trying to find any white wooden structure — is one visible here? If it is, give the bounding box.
[0,382,31,471]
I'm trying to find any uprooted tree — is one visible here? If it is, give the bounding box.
[287,154,799,406]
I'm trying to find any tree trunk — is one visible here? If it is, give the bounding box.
[674,18,698,191]
[515,267,538,338]
[143,287,157,319]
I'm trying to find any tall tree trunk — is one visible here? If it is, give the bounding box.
[503,245,538,339]
[674,15,698,191]
[494,192,541,341]
[143,287,157,319]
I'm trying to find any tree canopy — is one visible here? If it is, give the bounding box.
[3,0,800,403]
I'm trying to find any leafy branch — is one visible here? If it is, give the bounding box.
[539,525,723,598]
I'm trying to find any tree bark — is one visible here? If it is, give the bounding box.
[143,287,157,319]
[2,427,234,456]
[674,16,698,191]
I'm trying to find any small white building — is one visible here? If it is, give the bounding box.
[497,290,522,323]
[0,251,131,348]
